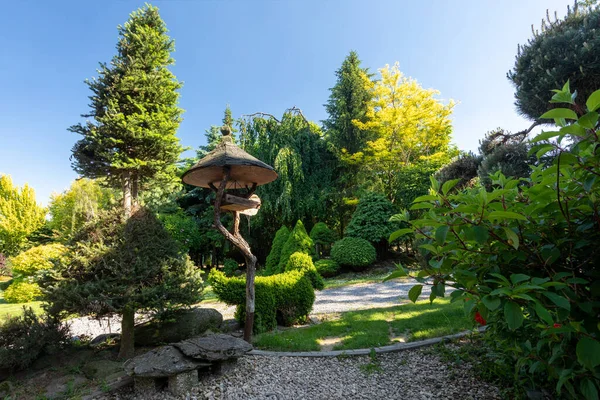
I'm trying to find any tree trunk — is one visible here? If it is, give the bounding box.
[131,173,139,207]
[118,306,135,360]
[243,254,256,342]
[212,167,258,343]
[122,171,132,218]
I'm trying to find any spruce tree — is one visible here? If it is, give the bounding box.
[323,51,373,155]
[70,4,184,217]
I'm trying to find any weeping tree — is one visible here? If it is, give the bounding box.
[70,4,184,217]
[238,109,336,258]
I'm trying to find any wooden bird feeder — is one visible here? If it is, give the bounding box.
[182,125,277,342]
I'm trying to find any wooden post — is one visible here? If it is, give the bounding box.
[212,167,257,343]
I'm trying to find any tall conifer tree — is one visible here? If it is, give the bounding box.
[70,4,184,217]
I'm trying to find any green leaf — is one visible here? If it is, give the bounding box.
[576,337,600,369]
[543,292,571,311]
[389,228,413,243]
[504,301,524,330]
[531,130,560,143]
[580,378,599,400]
[586,89,600,112]
[578,112,599,129]
[472,226,489,244]
[410,202,434,210]
[510,273,529,285]
[389,212,409,223]
[408,285,423,303]
[534,302,553,325]
[535,145,555,159]
[384,265,407,282]
[481,295,501,311]
[560,123,587,137]
[487,211,527,222]
[551,89,575,104]
[412,194,439,203]
[503,227,520,250]
[441,179,460,195]
[540,108,578,120]
[435,226,449,245]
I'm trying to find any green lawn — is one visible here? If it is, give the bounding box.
[0,293,44,324]
[253,298,473,352]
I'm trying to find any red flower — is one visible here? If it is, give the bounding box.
[474,311,487,326]
[553,323,561,328]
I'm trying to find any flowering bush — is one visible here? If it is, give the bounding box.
[388,84,600,399]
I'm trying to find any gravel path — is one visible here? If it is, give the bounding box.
[107,347,500,400]
[67,279,433,338]
[312,278,432,314]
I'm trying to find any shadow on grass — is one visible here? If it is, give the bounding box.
[253,298,473,352]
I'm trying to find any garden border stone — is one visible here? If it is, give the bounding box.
[249,327,485,357]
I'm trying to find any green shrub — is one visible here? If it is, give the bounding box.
[209,268,315,334]
[309,222,337,245]
[285,252,324,290]
[389,87,600,399]
[345,193,396,257]
[3,281,42,303]
[9,243,66,277]
[264,226,290,274]
[0,307,70,371]
[277,220,314,271]
[223,258,239,277]
[314,259,340,278]
[331,237,376,271]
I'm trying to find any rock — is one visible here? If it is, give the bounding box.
[168,370,197,396]
[134,308,223,346]
[89,333,121,347]
[123,345,210,378]
[220,318,241,333]
[82,359,123,380]
[174,334,252,361]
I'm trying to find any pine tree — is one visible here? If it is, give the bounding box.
[70,4,184,217]
[0,175,46,257]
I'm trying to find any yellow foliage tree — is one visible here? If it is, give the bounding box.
[0,175,46,256]
[351,63,456,202]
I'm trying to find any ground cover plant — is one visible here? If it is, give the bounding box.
[388,86,600,399]
[253,298,471,351]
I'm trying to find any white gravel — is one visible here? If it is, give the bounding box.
[106,347,501,400]
[68,279,439,338]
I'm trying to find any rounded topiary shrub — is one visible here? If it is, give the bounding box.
[285,252,324,290]
[223,258,239,277]
[4,281,43,303]
[331,237,376,271]
[314,259,340,278]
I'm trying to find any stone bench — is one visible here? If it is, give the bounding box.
[124,334,252,395]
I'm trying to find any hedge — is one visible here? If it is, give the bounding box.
[285,252,324,290]
[209,269,315,333]
[331,237,376,271]
[314,259,340,278]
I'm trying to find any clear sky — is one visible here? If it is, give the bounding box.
[0,0,572,205]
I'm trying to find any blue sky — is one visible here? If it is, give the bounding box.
[0,0,572,205]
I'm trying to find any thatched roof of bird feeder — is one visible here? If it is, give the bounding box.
[182,126,278,189]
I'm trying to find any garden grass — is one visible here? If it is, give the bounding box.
[0,291,44,323]
[253,298,472,352]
